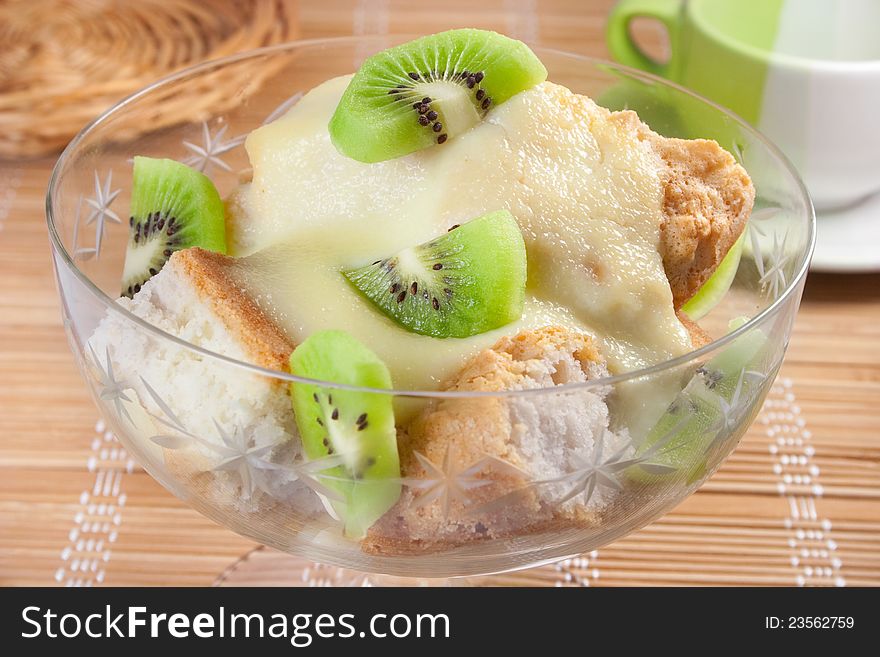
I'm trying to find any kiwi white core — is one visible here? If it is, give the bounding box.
[122,237,165,288]
[395,246,429,279]
[323,404,360,469]
[416,81,481,137]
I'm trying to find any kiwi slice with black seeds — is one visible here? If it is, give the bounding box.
[289,330,401,538]
[329,29,547,162]
[344,210,527,338]
[120,157,226,297]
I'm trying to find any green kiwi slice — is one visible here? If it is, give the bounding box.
[681,233,744,321]
[344,209,527,338]
[121,157,226,297]
[329,29,547,162]
[630,320,769,485]
[289,330,401,538]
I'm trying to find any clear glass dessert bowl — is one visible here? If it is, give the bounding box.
[47,37,814,577]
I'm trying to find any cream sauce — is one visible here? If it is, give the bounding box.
[228,75,692,390]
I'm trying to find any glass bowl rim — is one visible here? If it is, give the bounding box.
[46,35,816,399]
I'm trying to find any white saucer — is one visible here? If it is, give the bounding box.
[811,192,880,272]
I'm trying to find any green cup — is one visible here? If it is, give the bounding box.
[606,0,880,211]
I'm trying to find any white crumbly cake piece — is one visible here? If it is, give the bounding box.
[88,248,320,513]
[503,334,625,507]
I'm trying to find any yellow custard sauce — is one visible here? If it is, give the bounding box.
[227,234,586,392]
[226,75,692,390]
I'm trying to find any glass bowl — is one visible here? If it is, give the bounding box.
[47,37,814,577]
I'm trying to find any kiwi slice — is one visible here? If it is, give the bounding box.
[329,29,547,162]
[681,234,744,321]
[289,330,401,538]
[344,210,526,338]
[630,320,769,484]
[120,157,226,297]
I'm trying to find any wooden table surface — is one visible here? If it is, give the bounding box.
[1,0,878,587]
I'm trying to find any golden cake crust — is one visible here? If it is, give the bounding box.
[652,132,754,309]
[169,248,294,373]
[639,122,754,308]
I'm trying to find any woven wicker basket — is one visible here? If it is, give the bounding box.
[0,0,300,159]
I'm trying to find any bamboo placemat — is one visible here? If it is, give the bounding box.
[1,0,879,587]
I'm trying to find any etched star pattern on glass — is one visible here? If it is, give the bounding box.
[83,170,121,259]
[87,345,134,426]
[472,418,697,517]
[633,415,693,473]
[399,446,528,520]
[707,369,751,443]
[700,366,770,454]
[180,92,304,175]
[71,195,96,262]
[541,430,641,508]
[206,421,282,498]
[182,122,243,173]
[748,208,790,301]
[135,375,346,502]
[758,228,791,300]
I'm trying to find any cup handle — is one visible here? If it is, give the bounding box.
[606,0,683,78]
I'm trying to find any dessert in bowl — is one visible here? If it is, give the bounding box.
[48,33,813,576]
